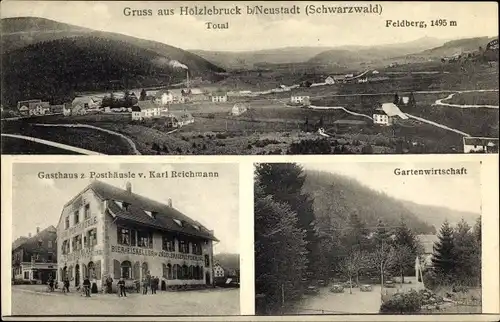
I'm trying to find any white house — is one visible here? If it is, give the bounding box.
[290,95,310,104]
[325,76,335,85]
[138,100,161,118]
[154,90,174,106]
[72,97,101,111]
[214,263,225,278]
[131,106,143,121]
[63,104,72,116]
[357,78,368,84]
[231,103,248,116]
[211,92,228,103]
[401,96,410,104]
[463,137,499,153]
[166,111,194,128]
[373,102,408,126]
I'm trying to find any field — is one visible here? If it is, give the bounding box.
[446,91,499,106]
[1,136,82,154]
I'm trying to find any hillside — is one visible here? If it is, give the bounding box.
[402,36,497,59]
[399,200,480,228]
[213,253,240,270]
[1,17,225,106]
[191,47,333,70]
[303,170,439,234]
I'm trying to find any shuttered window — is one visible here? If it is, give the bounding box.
[113,259,120,279]
[95,260,101,280]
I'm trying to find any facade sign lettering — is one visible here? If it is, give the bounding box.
[111,245,203,261]
[60,248,103,262]
[60,216,98,239]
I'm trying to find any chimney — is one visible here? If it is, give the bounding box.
[126,182,132,193]
[28,233,32,238]
[168,198,172,207]
[36,227,40,234]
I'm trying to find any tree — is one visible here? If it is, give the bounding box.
[369,244,396,300]
[372,219,392,249]
[254,181,308,315]
[408,92,417,109]
[392,218,421,280]
[473,216,481,247]
[342,212,370,253]
[431,220,455,279]
[390,244,414,285]
[393,93,399,105]
[453,219,481,286]
[255,163,320,279]
[339,250,368,294]
[139,89,147,101]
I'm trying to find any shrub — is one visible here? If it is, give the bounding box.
[288,139,332,154]
[215,133,228,139]
[379,290,422,314]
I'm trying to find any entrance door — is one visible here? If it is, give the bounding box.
[75,264,80,287]
[205,272,211,285]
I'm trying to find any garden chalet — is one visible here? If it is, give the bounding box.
[165,111,194,128]
[57,181,218,292]
[373,102,408,126]
[463,137,499,153]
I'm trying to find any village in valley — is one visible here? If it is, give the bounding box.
[1,14,499,155]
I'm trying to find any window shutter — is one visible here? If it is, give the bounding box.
[113,259,120,279]
[162,264,167,278]
[95,260,101,280]
[82,264,87,278]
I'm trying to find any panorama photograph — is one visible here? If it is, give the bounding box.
[0,1,498,155]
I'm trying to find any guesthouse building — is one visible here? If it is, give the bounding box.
[56,181,218,292]
[373,102,408,126]
[12,226,58,284]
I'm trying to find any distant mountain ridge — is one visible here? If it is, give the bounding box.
[213,253,240,270]
[303,170,478,234]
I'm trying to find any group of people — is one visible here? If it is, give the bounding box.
[46,275,70,293]
[139,275,160,295]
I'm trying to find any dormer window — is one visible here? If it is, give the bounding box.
[192,225,200,231]
[115,201,123,209]
[145,210,157,219]
[173,219,183,227]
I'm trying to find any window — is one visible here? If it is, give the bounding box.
[138,231,153,248]
[48,254,53,262]
[72,235,82,252]
[24,271,29,279]
[38,240,43,247]
[117,227,131,246]
[62,240,70,255]
[65,217,70,229]
[162,235,174,252]
[86,228,97,247]
[121,261,131,279]
[74,210,80,225]
[179,240,188,253]
[192,242,202,255]
[173,219,183,227]
[48,240,53,249]
[84,204,90,220]
[205,255,210,267]
[192,225,200,231]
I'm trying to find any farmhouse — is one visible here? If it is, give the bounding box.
[325,76,335,85]
[290,95,311,105]
[166,111,195,128]
[210,91,228,103]
[12,226,58,284]
[138,100,161,118]
[231,103,248,116]
[463,137,499,153]
[373,103,408,126]
[155,90,174,106]
[17,100,51,116]
[56,181,218,292]
[72,97,101,111]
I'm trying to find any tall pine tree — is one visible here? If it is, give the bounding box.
[254,177,308,315]
[453,219,481,286]
[255,163,320,277]
[393,218,422,279]
[432,220,455,279]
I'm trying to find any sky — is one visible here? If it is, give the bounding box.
[1,1,498,51]
[11,163,239,254]
[301,161,482,214]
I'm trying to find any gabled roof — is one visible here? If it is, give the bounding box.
[137,100,159,110]
[377,103,408,119]
[12,226,57,252]
[75,181,217,241]
[131,106,141,112]
[463,137,499,146]
[72,97,99,105]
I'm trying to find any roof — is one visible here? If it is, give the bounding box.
[137,100,158,110]
[76,181,217,241]
[12,226,57,252]
[169,111,194,120]
[416,234,439,254]
[378,103,408,119]
[463,137,499,146]
[131,106,141,112]
[232,103,248,109]
[72,97,98,105]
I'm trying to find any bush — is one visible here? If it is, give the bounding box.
[288,139,332,154]
[380,290,422,314]
[215,133,228,139]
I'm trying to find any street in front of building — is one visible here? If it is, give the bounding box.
[11,285,239,315]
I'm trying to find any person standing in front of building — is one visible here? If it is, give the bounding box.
[117,278,126,297]
[152,276,158,294]
[142,278,148,295]
[83,276,91,297]
[106,275,113,294]
[63,277,70,293]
